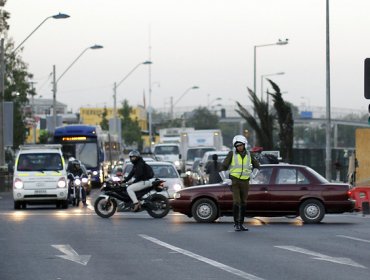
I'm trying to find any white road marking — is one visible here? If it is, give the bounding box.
[139,234,265,280]
[275,245,366,269]
[52,244,91,265]
[337,235,370,244]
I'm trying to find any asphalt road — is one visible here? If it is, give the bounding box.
[1,189,370,280]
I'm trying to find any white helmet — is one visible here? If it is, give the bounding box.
[232,135,248,147]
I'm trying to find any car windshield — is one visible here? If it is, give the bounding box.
[17,153,63,172]
[154,146,179,155]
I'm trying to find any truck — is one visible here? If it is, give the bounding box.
[180,129,223,172]
[154,127,195,173]
[158,127,194,143]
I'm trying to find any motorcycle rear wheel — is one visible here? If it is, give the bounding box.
[146,194,170,218]
[94,197,117,218]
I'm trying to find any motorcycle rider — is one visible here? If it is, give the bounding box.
[122,150,154,212]
[67,159,88,207]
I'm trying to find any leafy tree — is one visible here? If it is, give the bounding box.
[118,99,142,149]
[1,4,33,149]
[100,106,109,130]
[186,107,219,129]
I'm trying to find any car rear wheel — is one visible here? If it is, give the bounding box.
[192,198,218,223]
[299,199,325,224]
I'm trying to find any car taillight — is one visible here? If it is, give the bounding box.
[14,178,24,189]
[57,177,67,188]
[347,189,353,198]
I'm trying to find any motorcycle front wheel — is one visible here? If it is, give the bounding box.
[94,197,117,218]
[146,194,170,218]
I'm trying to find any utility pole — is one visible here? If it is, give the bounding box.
[0,38,5,167]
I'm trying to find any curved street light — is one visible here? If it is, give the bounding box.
[112,60,152,142]
[52,44,104,129]
[13,13,70,53]
[0,13,70,166]
[253,38,288,95]
[171,86,199,119]
[261,71,285,103]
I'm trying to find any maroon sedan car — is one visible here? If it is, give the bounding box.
[170,164,356,224]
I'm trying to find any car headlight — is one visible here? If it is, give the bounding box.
[173,192,181,199]
[82,178,88,184]
[173,183,182,192]
[93,171,98,176]
[14,178,24,189]
[58,177,67,188]
[174,160,180,167]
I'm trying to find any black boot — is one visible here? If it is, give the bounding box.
[233,204,241,231]
[234,223,242,231]
[239,205,248,231]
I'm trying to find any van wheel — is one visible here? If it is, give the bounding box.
[14,201,21,210]
[61,200,68,209]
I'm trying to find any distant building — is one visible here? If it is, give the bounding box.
[79,106,147,131]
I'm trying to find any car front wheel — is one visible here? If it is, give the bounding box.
[299,199,325,224]
[192,198,218,223]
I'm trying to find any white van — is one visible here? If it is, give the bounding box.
[13,144,68,209]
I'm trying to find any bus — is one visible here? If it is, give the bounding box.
[52,125,105,187]
[101,131,122,172]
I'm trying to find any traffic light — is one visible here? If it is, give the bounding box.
[365,58,370,99]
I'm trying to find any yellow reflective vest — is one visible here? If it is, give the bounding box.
[230,152,252,180]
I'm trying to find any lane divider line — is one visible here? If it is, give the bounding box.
[139,234,265,280]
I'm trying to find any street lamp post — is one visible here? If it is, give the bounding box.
[112,61,152,143]
[171,86,199,119]
[261,72,285,105]
[52,44,103,130]
[0,13,70,166]
[325,0,332,180]
[253,39,288,96]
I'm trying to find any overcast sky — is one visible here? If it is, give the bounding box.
[4,0,370,114]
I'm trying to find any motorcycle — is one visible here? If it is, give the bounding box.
[68,173,88,206]
[94,177,170,219]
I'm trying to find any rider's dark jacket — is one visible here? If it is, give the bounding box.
[124,157,153,183]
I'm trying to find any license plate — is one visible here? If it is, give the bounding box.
[34,189,47,194]
[36,182,45,187]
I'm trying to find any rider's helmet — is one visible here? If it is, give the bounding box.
[72,159,81,170]
[232,135,248,148]
[129,150,141,164]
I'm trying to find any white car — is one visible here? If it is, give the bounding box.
[122,161,184,198]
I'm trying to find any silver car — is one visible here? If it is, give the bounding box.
[122,161,184,198]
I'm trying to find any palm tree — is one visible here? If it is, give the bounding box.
[235,88,275,150]
[267,79,294,163]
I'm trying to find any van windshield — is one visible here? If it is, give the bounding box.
[154,146,179,155]
[17,153,63,172]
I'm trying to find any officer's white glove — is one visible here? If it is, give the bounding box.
[223,179,232,186]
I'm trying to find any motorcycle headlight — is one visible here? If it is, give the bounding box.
[82,178,88,184]
[174,160,180,167]
[74,178,81,186]
[93,171,98,176]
